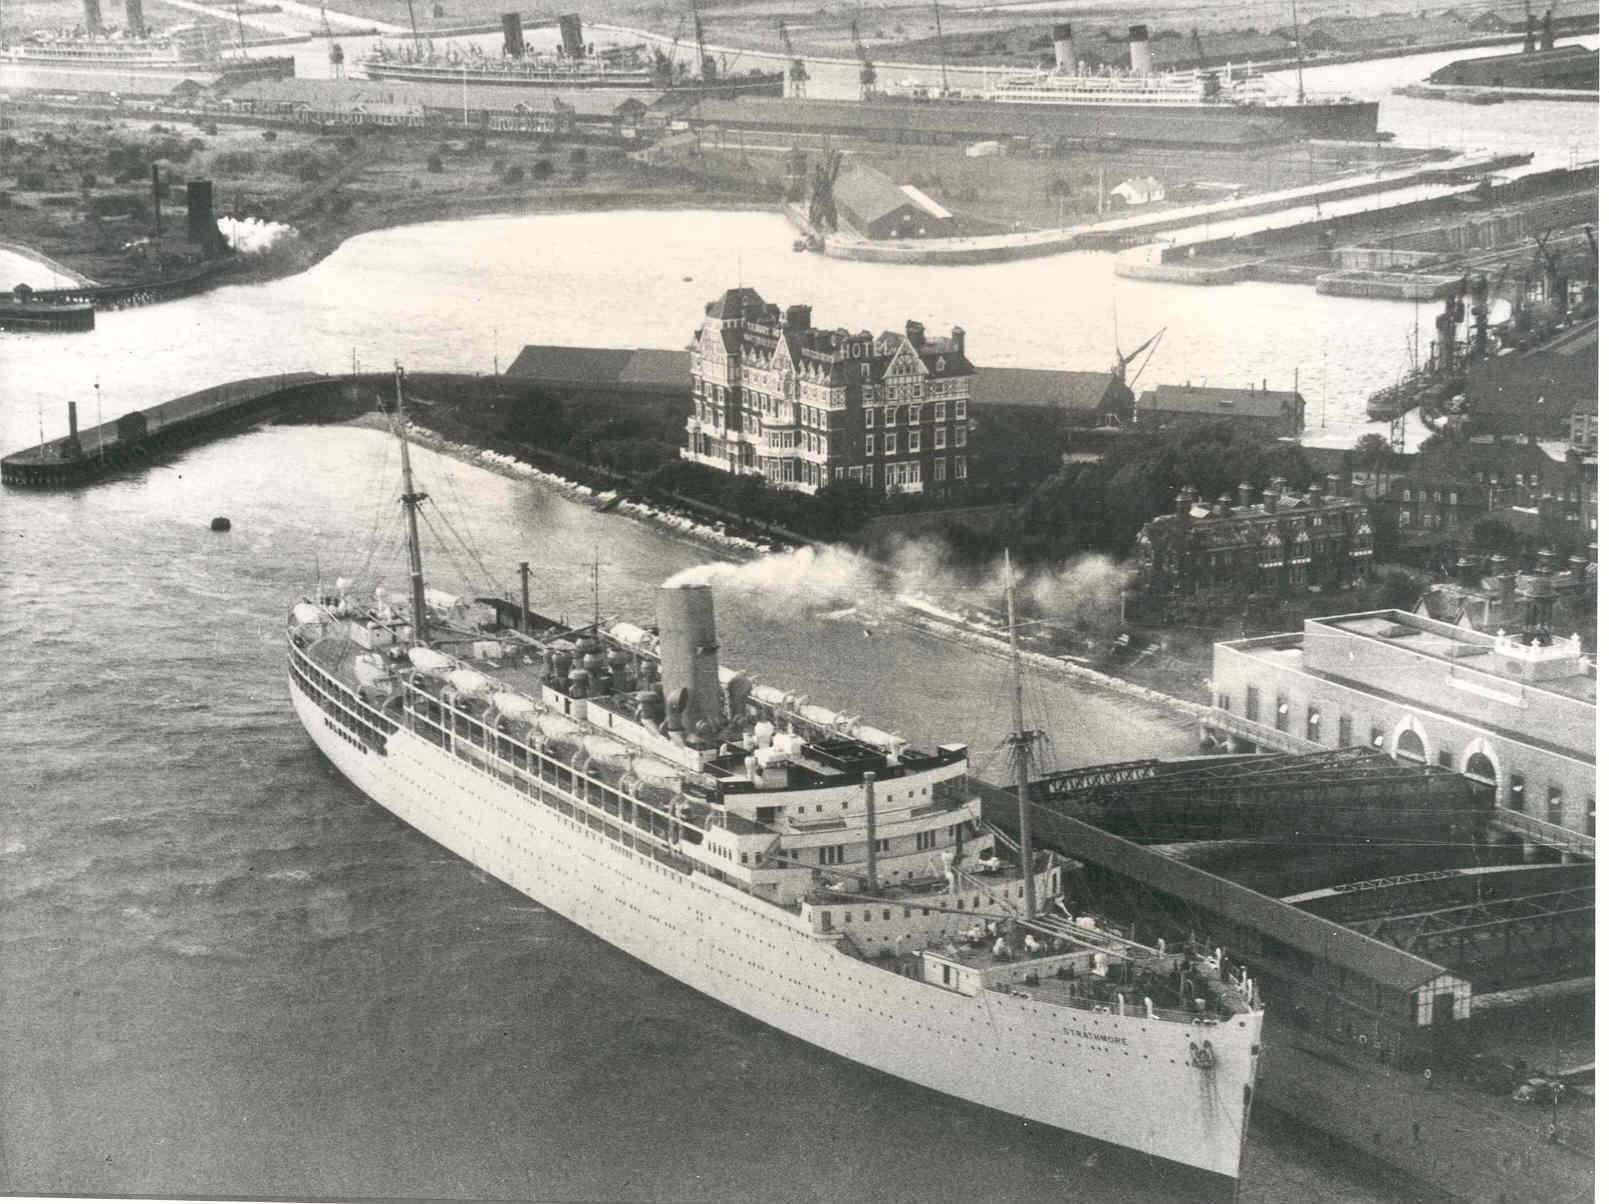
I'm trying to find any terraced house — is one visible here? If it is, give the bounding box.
[1132,475,1374,603]
[682,288,975,495]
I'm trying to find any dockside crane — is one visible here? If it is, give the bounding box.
[808,149,842,231]
[779,19,808,98]
[322,0,345,77]
[1581,226,1597,315]
[931,0,948,95]
[851,16,876,98]
[691,0,716,83]
[1533,228,1568,320]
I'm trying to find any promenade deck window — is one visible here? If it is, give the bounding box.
[1507,773,1525,810]
[1245,685,1261,722]
[1547,785,1564,825]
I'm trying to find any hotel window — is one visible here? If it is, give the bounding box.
[954,456,967,479]
[1274,694,1289,732]
[935,427,947,449]
[1306,706,1321,740]
[934,458,946,482]
[1437,749,1453,769]
[865,434,876,457]
[955,400,967,419]
[909,405,922,426]
[1245,685,1261,722]
[885,433,898,454]
[908,431,921,452]
[955,426,968,447]
[934,401,947,422]
[1507,773,1525,810]
[1547,785,1563,825]
[888,406,901,426]
[863,406,877,428]
[1338,714,1353,746]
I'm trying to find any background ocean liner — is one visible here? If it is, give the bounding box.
[889,23,1379,140]
[0,0,293,85]
[360,11,783,97]
[285,371,1264,1180]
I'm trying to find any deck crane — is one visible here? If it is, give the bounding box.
[779,20,808,98]
[1114,326,1165,389]
[851,16,876,98]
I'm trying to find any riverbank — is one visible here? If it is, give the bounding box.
[0,110,772,299]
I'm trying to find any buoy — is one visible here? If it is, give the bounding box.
[210,516,232,532]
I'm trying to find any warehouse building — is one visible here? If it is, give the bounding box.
[1203,611,1596,852]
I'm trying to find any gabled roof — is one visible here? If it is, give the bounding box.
[834,163,925,225]
[706,286,767,320]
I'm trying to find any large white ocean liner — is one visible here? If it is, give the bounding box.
[286,371,1264,1180]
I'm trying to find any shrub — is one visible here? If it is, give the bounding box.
[531,158,553,179]
[262,129,278,141]
[426,152,444,173]
[16,170,48,190]
[503,163,525,184]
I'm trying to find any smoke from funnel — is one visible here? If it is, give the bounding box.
[1052,23,1073,71]
[1128,24,1151,74]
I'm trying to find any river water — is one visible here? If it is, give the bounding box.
[0,39,1593,1204]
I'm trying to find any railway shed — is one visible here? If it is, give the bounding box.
[982,778,1473,1055]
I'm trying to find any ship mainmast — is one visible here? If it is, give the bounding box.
[1003,549,1038,917]
[393,364,430,646]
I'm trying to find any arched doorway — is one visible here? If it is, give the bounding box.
[1464,751,1498,807]
[1394,728,1426,763]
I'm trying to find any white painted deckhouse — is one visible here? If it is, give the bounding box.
[287,369,1265,1180]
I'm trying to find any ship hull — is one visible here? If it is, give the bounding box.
[944,95,1379,139]
[290,658,1260,1180]
[360,59,784,97]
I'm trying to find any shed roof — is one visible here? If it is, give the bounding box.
[971,366,1123,410]
[984,782,1461,995]
[504,345,686,391]
[834,163,921,225]
[1139,384,1302,419]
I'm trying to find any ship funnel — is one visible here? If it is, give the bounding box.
[124,0,146,38]
[557,12,585,59]
[83,0,104,36]
[501,12,524,57]
[657,583,723,739]
[1128,23,1152,75]
[1051,22,1073,71]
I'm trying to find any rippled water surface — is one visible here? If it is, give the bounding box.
[5,38,1591,1197]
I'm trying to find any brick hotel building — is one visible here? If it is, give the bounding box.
[682,288,975,496]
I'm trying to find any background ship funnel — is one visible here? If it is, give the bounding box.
[501,12,524,57]
[557,13,585,59]
[1128,24,1151,74]
[1051,23,1073,71]
[83,0,105,37]
[657,583,722,739]
[124,0,147,38]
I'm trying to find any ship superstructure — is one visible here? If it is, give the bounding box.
[891,23,1377,139]
[1,0,294,82]
[360,10,783,96]
[285,370,1263,1180]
